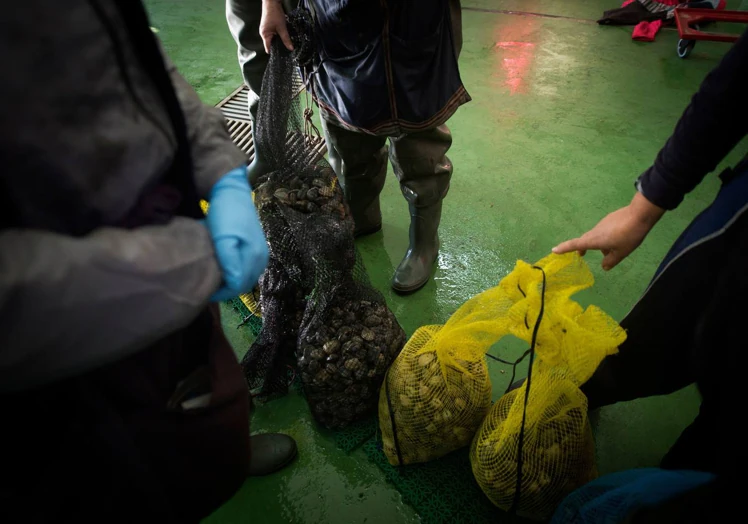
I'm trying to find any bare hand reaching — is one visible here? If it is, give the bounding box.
[552,192,666,271]
[260,0,294,54]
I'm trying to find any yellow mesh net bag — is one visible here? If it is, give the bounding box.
[378,253,573,466]
[469,253,626,520]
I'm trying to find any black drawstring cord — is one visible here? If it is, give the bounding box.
[508,266,547,516]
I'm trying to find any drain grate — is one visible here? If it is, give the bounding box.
[215,81,325,163]
[225,117,255,159]
[216,85,253,122]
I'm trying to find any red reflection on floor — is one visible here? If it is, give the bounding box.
[495,41,535,48]
[493,18,539,95]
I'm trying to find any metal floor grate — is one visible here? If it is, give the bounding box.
[214,73,324,163]
[216,85,254,123]
[224,117,256,159]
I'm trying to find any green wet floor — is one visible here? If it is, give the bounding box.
[145,1,747,522]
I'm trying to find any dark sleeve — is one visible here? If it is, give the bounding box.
[636,30,748,210]
[0,219,221,392]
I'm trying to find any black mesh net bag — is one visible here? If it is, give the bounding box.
[241,8,406,425]
[287,210,407,428]
[239,255,305,400]
[239,8,324,400]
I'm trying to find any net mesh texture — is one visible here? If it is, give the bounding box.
[241,8,406,428]
[378,253,625,518]
[469,253,627,520]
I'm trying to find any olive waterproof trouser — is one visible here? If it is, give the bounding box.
[320,119,454,211]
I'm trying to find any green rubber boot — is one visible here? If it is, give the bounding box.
[391,201,442,294]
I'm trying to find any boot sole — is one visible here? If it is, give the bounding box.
[391,278,429,295]
[391,259,436,295]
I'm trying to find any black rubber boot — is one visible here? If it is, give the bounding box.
[248,433,298,476]
[391,201,442,294]
[247,151,271,188]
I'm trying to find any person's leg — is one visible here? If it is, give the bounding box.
[226,0,298,120]
[388,125,453,294]
[658,401,717,472]
[320,118,388,237]
[659,208,746,473]
[226,0,267,120]
[579,278,698,410]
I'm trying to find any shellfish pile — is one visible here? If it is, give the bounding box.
[380,350,492,465]
[299,297,406,428]
[250,166,405,428]
[256,166,349,223]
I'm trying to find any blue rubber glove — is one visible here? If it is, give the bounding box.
[206,165,269,302]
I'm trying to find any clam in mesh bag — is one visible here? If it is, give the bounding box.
[298,267,406,428]
[286,207,406,428]
[469,253,626,520]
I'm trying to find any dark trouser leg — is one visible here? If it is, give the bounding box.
[659,401,717,471]
[226,0,297,120]
[388,125,453,293]
[579,278,698,411]
[320,118,388,237]
[226,0,267,120]
[659,209,746,473]
[582,167,748,473]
